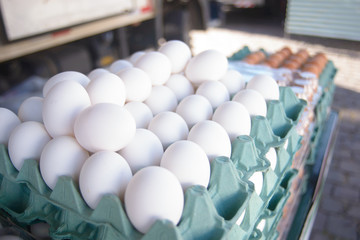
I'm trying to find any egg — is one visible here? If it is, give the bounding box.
[118,129,163,173]
[266,147,277,171]
[109,59,133,74]
[219,69,246,97]
[86,72,126,106]
[42,71,90,97]
[117,67,152,102]
[160,140,210,190]
[176,95,213,129]
[17,96,43,122]
[8,121,51,171]
[248,171,263,196]
[196,81,230,110]
[148,111,189,149]
[129,51,146,64]
[87,68,109,80]
[124,101,153,129]
[185,49,228,86]
[79,151,132,209]
[212,101,251,141]
[144,86,178,115]
[246,74,279,100]
[0,107,21,146]
[187,120,231,162]
[165,74,194,102]
[40,136,89,189]
[124,166,184,234]
[135,51,171,85]
[42,80,91,138]
[158,40,191,73]
[74,103,136,152]
[232,89,267,117]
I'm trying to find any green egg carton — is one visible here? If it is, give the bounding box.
[278,87,307,124]
[318,61,337,89]
[279,169,299,192]
[228,46,251,61]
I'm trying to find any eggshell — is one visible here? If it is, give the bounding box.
[43,71,90,97]
[124,101,153,129]
[148,111,189,149]
[109,59,133,74]
[8,121,51,171]
[42,80,91,138]
[17,96,43,122]
[135,51,171,85]
[0,107,21,146]
[187,120,231,162]
[87,68,109,80]
[86,72,126,106]
[266,147,277,171]
[124,166,184,234]
[165,74,194,102]
[161,140,210,190]
[176,95,213,129]
[117,67,152,102]
[158,40,191,73]
[40,136,89,189]
[196,81,230,110]
[246,74,279,100]
[248,171,263,195]
[74,103,136,152]
[79,151,132,209]
[144,86,178,115]
[119,129,163,173]
[129,51,146,64]
[219,69,246,97]
[212,101,251,141]
[232,89,267,117]
[185,49,228,85]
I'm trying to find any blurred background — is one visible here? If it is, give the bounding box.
[0,0,359,239]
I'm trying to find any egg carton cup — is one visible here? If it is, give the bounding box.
[228,46,251,61]
[278,86,307,125]
[318,61,337,89]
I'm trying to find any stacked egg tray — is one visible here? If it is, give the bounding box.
[0,85,305,240]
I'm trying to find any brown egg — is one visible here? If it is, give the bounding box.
[296,49,309,60]
[244,55,258,64]
[314,52,327,62]
[288,55,304,65]
[280,47,292,57]
[264,59,280,68]
[302,63,321,76]
[307,58,326,71]
[282,61,299,69]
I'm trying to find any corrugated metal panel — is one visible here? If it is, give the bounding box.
[285,0,360,41]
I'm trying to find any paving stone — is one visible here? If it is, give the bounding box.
[348,174,360,188]
[312,211,327,231]
[339,160,360,174]
[333,185,359,201]
[319,197,344,213]
[326,215,357,240]
[326,168,348,185]
[309,230,330,240]
[347,205,360,220]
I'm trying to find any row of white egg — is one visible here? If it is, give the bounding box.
[0,40,280,234]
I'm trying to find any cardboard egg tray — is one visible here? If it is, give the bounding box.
[0,84,306,240]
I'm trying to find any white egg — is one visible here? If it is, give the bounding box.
[79,151,132,209]
[196,81,230,110]
[86,72,126,106]
[42,80,91,138]
[160,140,210,190]
[176,95,213,129]
[87,68,109,80]
[266,147,277,171]
[248,171,263,196]
[43,71,90,97]
[40,136,89,190]
[165,74,194,102]
[17,96,43,122]
[117,67,152,102]
[124,101,153,129]
[109,59,133,74]
[246,74,279,100]
[124,166,184,234]
[185,49,228,86]
[8,121,51,171]
[74,103,136,152]
[135,51,171,85]
[148,111,189,149]
[144,86,178,115]
[212,101,251,141]
[129,51,146,64]
[232,89,267,117]
[187,120,231,162]
[219,69,246,97]
[0,107,21,146]
[158,40,191,73]
[119,129,163,173]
